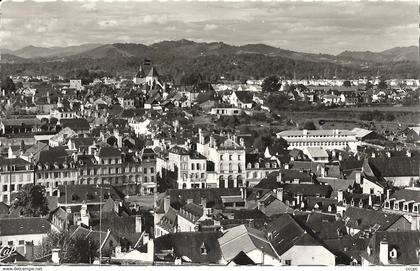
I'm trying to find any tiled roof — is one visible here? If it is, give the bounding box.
[389,187,420,202]
[97,146,121,158]
[343,207,405,231]
[266,214,325,256]
[218,225,277,261]
[0,217,51,236]
[361,231,420,265]
[154,232,223,263]
[233,91,253,103]
[60,118,90,131]
[368,156,420,177]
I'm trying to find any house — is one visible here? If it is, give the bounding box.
[267,214,336,266]
[196,130,246,188]
[165,146,207,189]
[154,232,223,264]
[382,187,420,230]
[342,207,411,236]
[360,231,420,265]
[229,91,253,109]
[0,217,52,251]
[0,157,35,204]
[177,200,211,232]
[302,147,329,163]
[218,225,280,265]
[0,118,42,135]
[58,118,90,134]
[365,156,420,187]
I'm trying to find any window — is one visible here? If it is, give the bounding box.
[10,184,15,191]
[19,240,24,245]
[3,185,7,192]
[8,241,13,246]
[191,164,195,170]
[285,260,292,266]
[150,167,154,174]
[144,168,147,174]
[220,155,223,161]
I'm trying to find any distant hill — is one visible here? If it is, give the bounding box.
[5,43,103,59]
[2,40,418,80]
[0,53,27,64]
[337,46,419,63]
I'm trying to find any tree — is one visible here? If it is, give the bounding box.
[377,80,388,90]
[265,93,290,111]
[365,81,373,90]
[38,231,99,264]
[11,184,49,217]
[303,120,317,130]
[64,235,99,264]
[262,75,281,92]
[1,76,16,95]
[343,80,351,87]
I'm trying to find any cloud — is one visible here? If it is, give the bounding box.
[143,15,168,25]
[204,24,218,31]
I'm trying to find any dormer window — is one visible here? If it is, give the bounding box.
[247,163,252,169]
[200,243,207,255]
[385,201,390,209]
[389,248,397,260]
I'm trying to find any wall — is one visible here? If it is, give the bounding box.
[279,245,335,266]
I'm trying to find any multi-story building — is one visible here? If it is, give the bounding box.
[196,129,246,188]
[0,157,34,204]
[167,146,207,189]
[277,129,359,152]
[383,187,420,230]
[35,160,79,197]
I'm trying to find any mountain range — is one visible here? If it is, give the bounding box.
[1,40,418,80]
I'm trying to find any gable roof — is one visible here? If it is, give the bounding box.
[368,156,420,177]
[0,217,51,236]
[361,231,420,265]
[266,214,326,256]
[233,91,253,103]
[154,232,223,263]
[59,118,90,131]
[343,207,406,231]
[218,225,278,261]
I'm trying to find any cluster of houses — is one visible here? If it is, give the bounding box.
[0,67,419,266]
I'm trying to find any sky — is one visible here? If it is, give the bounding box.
[1,0,419,55]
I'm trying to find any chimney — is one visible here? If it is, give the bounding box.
[321,165,325,178]
[163,195,170,213]
[209,135,215,148]
[277,172,282,183]
[337,190,344,203]
[240,187,246,200]
[239,138,245,147]
[143,233,150,245]
[338,153,343,161]
[371,152,376,158]
[355,171,362,184]
[200,197,207,208]
[66,206,72,214]
[284,163,290,169]
[406,150,412,158]
[368,194,373,207]
[47,91,51,104]
[24,241,34,261]
[257,201,265,212]
[52,248,61,264]
[386,189,391,200]
[379,239,389,265]
[186,198,193,204]
[198,128,204,144]
[276,188,283,202]
[135,216,142,233]
[386,152,391,158]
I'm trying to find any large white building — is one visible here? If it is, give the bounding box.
[196,130,246,188]
[277,129,359,152]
